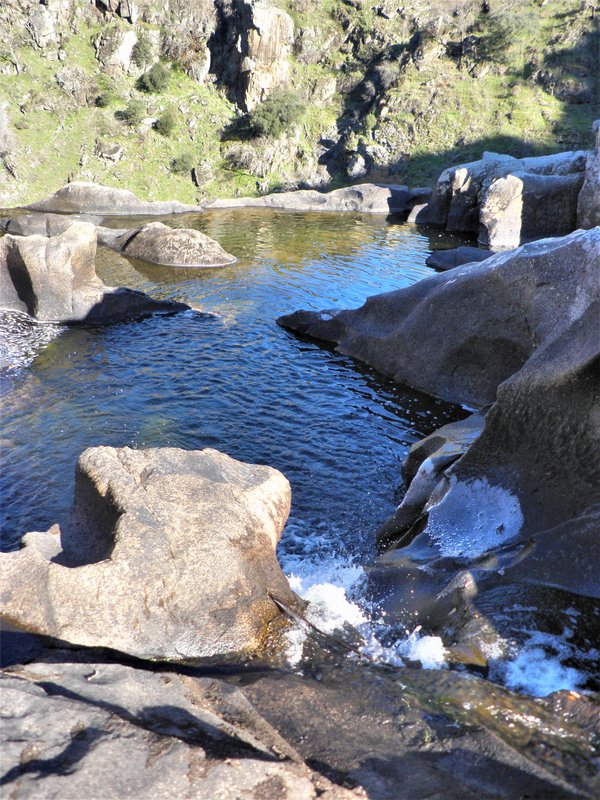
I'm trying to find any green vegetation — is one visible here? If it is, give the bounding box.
[0,1,596,207]
[170,150,196,174]
[137,63,170,94]
[154,108,176,136]
[248,90,305,138]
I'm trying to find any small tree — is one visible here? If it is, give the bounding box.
[132,32,153,69]
[137,62,171,94]
[170,150,195,174]
[116,99,146,126]
[154,108,176,136]
[248,90,305,138]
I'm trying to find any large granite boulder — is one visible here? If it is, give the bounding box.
[98,221,237,267]
[278,228,600,408]
[577,119,600,229]
[207,183,429,215]
[479,171,584,249]
[26,182,202,216]
[0,212,102,236]
[416,148,589,248]
[0,447,300,661]
[0,223,188,323]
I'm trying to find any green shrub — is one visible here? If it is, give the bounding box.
[116,99,146,126]
[95,90,113,108]
[132,32,153,69]
[137,62,171,93]
[248,90,305,138]
[154,108,176,136]
[170,150,196,174]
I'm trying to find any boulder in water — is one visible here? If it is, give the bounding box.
[0,446,300,661]
[0,222,188,323]
[425,246,495,271]
[577,119,600,229]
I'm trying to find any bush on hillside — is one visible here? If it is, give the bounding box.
[170,150,196,175]
[95,90,113,108]
[116,99,146,126]
[154,108,176,136]
[137,62,171,94]
[248,90,305,138]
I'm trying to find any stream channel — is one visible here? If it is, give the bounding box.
[1,209,598,697]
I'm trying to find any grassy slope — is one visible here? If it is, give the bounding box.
[0,0,597,207]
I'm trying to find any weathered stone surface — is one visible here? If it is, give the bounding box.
[479,171,584,249]
[425,246,495,271]
[420,148,589,247]
[278,228,600,408]
[577,119,600,229]
[0,223,188,323]
[0,447,300,660]
[377,413,485,548]
[0,212,102,236]
[0,655,345,800]
[102,221,237,267]
[1,649,597,800]
[243,0,295,110]
[27,182,202,216]
[207,183,425,214]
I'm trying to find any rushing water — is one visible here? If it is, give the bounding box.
[1,210,597,695]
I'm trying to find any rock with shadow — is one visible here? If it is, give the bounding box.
[425,245,496,271]
[0,446,301,661]
[0,221,188,323]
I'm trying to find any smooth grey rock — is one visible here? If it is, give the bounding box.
[0,212,102,236]
[479,171,584,248]
[0,223,188,323]
[577,119,600,229]
[425,246,495,271]
[109,221,237,267]
[27,182,202,216]
[278,228,600,408]
[0,656,329,800]
[376,413,486,549]
[0,446,300,661]
[207,183,426,215]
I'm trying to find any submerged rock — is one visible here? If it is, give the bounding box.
[278,228,600,408]
[425,246,495,271]
[0,446,299,661]
[99,221,237,267]
[206,183,430,215]
[26,181,202,216]
[0,222,188,323]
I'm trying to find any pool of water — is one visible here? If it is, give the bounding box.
[2,209,597,696]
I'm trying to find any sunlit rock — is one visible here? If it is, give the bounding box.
[0,446,300,661]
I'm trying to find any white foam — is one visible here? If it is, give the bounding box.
[490,629,592,697]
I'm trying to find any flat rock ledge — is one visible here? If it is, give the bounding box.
[0,446,300,661]
[206,182,431,215]
[0,221,188,323]
[26,181,202,216]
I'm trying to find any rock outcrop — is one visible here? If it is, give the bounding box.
[278,228,600,408]
[0,446,300,661]
[26,182,202,216]
[0,222,188,323]
[99,221,237,267]
[207,183,430,215]
[577,119,600,229]
[416,149,589,248]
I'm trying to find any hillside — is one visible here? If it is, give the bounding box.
[0,0,598,207]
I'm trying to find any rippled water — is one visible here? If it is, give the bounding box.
[0,212,465,559]
[2,210,596,698]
